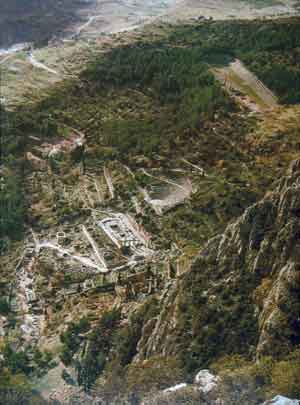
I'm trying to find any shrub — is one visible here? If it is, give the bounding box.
[0,165,26,244]
[114,297,158,366]
[271,351,300,398]
[0,298,10,316]
[211,354,251,374]
[59,317,91,366]
[2,345,31,375]
[143,386,201,405]
[210,351,300,401]
[76,309,121,390]
[125,356,184,398]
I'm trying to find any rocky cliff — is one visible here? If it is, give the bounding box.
[136,159,300,371]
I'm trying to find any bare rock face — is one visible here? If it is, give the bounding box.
[194,369,220,394]
[135,160,300,366]
[262,395,300,405]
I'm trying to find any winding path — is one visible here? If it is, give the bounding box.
[28,52,59,75]
[72,15,102,38]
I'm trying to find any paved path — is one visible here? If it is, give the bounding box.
[82,225,108,269]
[38,241,108,272]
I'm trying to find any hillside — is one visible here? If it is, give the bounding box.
[0,15,300,405]
[0,0,96,48]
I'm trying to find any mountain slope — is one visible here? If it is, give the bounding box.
[136,159,300,369]
[1,17,300,404]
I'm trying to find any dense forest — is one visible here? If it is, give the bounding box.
[0,106,27,252]
[168,18,300,103]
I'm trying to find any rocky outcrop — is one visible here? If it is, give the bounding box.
[262,396,300,405]
[142,368,263,405]
[142,374,300,405]
[135,159,300,367]
[194,369,220,394]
